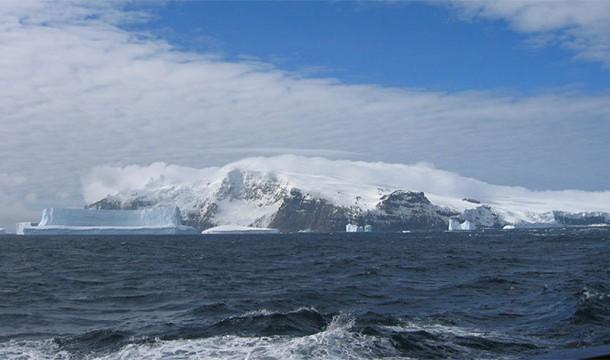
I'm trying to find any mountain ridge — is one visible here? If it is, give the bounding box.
[84,156,610,232]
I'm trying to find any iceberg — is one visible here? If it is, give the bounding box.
[345,224,359,232]
[448,218,476,231]
[16,207,198,235]
[201,225,280,234]
[0,227,5,235]
[345,224,373,232]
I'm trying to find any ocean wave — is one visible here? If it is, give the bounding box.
[198,307,329,338]
[0,312,546,360]
[453,276,521,291]
[187,302,231,316]
[572,286,610,325]
[0,314,398,360]
[379,320,540,359]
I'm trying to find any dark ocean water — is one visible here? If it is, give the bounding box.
[1,228,610,359]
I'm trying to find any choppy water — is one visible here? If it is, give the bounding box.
[1,228,610,359]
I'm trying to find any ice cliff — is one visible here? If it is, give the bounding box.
[18,207,197,235]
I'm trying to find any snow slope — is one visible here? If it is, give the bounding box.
[83,155,610,228]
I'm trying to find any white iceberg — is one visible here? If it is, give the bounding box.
[201,225,280,234]
[0,227,5,235]
[448,218,476,231]
[345,224,373,232]
[16,207,197,235]
[345,224,359,232]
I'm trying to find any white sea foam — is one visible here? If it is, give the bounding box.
[382,322,495,339]
[0,315,403,360]
[234,306,317,319]
[0,339,71,360]
[0,316,542,360]
[381,320,546,350]
[580,287,610,301]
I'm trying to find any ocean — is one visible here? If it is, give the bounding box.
[1,228,609,359]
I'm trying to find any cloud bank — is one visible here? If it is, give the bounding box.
[445,0,610,67]
[1,1,610,229]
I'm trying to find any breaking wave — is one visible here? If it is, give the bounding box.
[571,286,610,325]
[1,312,391,360]
[0,309,545,360]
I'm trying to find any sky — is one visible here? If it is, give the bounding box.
[1,0,610,230]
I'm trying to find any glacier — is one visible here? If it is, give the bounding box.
[16,207,198,235]
[82,155,610,232]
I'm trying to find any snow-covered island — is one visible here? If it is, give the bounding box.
[16,207,198,235]
[77,156,610,233]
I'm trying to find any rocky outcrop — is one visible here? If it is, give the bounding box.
[359,191,457,231]
[269,189,351,233]
[269,190,457,232]
[87,195,156,210]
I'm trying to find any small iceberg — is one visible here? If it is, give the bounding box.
[201,225,280,234]
[345,224,373,232]
[448,218,476,231]
[502,224,516,230]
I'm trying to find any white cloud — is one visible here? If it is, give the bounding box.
[0,173,26,187]
[444,0,610,66]
[0,173,38,232]
[82,162,217,204]
[1,1,610,226]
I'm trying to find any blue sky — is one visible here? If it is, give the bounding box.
[1,0,610,229]
[135,1,610,93]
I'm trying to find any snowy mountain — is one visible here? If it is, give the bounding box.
[84,155,610,232]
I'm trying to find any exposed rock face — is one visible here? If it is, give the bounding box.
[87,196,155,210]
[462,198,481,204]
[182,202,218,230]
[359,191,458,231]
[269,189,351,233]
[269,190,456,232]
[463,205,507,229]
